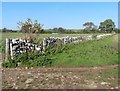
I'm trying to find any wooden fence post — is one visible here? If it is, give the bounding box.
[42,38,46,54]
[5,38,9,62]
[10,40,13,60]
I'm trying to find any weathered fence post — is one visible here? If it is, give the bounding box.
[5,38,9,62]
[43,38,46,54]
[10,40,13,60]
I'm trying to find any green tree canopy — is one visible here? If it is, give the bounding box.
[83,22,95,29]
[52,27,66,33]
[83,22,95,33]
[99,19,115,32]
[58,27,66,33]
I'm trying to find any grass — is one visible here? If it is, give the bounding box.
[49,34,118,67]
[1,32,91,40]
[97,68,118,84]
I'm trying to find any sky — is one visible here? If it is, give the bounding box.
[1,2,118,30]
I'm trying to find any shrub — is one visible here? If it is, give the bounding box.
[2,51,52,68]
[21,33,38,43]
[15,53,28,63]
[35,55,52,67]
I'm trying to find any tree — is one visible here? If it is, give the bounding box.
[2,28,7,32]
[58,27,65,33]
[52,27,65,33]
[91,25,98,33]
[99,19,115,32]
[53,28,58,33]
[33,20,43,33]
[17,18,43,33]
[83,22,95,32]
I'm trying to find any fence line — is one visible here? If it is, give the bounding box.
[5,34,113,60]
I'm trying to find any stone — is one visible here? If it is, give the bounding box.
[115,86,118,89]
[25,78,34,84]
[27,72,31,75]
[25,67,28,69]
[26,84,30,87]
[101,82,108,85]
[110,87,114,89]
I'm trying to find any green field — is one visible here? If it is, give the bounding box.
[1,32,91,40]
[1,33,119,67]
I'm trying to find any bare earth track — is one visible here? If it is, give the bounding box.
[2,64,119,89]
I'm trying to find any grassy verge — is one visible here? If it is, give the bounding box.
[50,35,118,67]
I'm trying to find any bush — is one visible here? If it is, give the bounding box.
[21,33,38,43]
[15,53,28,63]
[35,55,52,66]
[45,40,65,55]
[2,51,52,68]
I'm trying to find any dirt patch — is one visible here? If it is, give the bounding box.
[2,65,119,89]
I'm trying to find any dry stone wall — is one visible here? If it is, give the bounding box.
[5,34,113,60]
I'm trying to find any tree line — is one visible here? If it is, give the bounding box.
[1,18,120,33]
